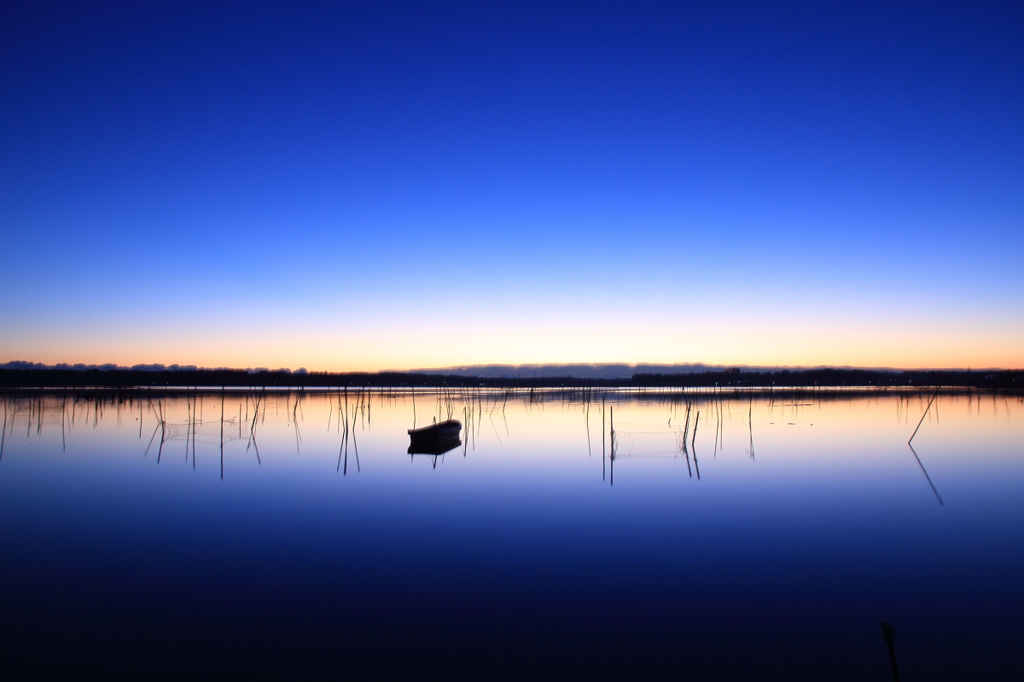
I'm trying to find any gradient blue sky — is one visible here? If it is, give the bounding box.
[2,1,1021,371]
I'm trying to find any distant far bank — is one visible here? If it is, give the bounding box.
[405,362,1001,380]
[0,363,1020,390]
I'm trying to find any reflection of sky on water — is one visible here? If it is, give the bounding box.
[1,390,1022,679]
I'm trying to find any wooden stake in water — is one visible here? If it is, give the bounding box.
[1,400,7,463]
[908,390,939,444]
[609,405,615,486]
[219,388,225,480]
[691,410,700,450]
[879,620,900,681]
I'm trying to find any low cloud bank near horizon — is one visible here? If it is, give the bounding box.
[3,360,1009,379]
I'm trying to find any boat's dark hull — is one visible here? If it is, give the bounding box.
[408,419,461,454]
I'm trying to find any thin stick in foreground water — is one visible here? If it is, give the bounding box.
[691,410,700,450]
[879,620,900,682]
[908,390,939,444]
[0,401,6,462]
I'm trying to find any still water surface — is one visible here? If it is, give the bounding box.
[1,389,1022,679]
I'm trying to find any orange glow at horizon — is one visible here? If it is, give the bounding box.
[3,310,1020,372]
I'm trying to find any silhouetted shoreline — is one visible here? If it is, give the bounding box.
[0,367,1020,391]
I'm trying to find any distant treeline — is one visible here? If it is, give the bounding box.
[0,367,1020,390]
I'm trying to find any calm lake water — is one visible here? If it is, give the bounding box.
[1,388,1021,680]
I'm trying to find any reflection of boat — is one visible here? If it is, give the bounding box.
[408,419,462,455]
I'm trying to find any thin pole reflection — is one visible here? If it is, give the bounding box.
[907,443,943,506]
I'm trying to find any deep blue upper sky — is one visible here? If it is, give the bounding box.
[2,1,1022,370]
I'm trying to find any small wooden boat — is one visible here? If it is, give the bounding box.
[408,419,462,455]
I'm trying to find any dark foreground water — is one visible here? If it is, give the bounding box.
[1,389,1021,680]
